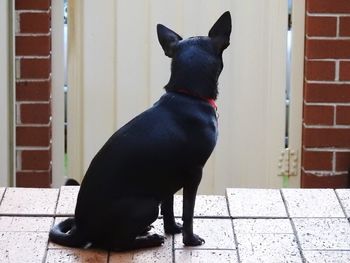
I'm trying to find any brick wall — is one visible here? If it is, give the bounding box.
[302,0,350,187]
[15,0,52,187]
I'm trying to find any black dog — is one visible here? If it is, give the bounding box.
[49,11,231,251]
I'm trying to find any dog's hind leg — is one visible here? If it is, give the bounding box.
[109,197,164,251]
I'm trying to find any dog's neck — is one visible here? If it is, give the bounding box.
[174,89,217,111]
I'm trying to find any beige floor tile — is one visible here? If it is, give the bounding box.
[293,218,350,250]
[110,246,172,263]
[0,216,53,232]
[173,195,229,217]
[233,218,293,234]
[336,189,350,217]
[174,218,235,249]
[236,233,302,263]
[46,248,108,263]
[0,188,59,215]
[175,250,238,263]
[304,250,350,263]
[0,231,48,263]
[56,186,80,215]
[226,188,287,218]
[282,188,344,217]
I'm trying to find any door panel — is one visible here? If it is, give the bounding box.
[68,0,300,194]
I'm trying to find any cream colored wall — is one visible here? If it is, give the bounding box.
[67,0,303,194]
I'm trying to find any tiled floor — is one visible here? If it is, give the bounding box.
[0,187,350,262]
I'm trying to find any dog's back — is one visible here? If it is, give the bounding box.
[50,11,231,251]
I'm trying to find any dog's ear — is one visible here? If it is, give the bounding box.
[208,11,232,53]
[157,24,182,58]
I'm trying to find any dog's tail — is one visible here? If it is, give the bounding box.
[64,178,80,186]
[49,218,88,248]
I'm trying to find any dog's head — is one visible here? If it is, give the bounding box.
[157,11,231,100]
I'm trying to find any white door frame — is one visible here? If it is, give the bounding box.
[0,0,15,187]
[51,0,65,187]
[287,0,305,187]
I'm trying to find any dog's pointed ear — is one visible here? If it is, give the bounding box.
[157,24,182,58]
[208,11,232,53]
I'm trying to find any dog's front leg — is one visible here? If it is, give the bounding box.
[182,168,204,246]
[161,196,182,234]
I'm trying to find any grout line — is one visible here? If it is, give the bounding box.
[16,77,51,82]
[16,33,51,37]
[225,193,242,263]
[17,101,51,105]
[306,36,350,40]
[280,190,306,263]
[304,102,350,106]
[301,170,348,176]
[335,60,340,81]
[337,16,340,37]
[334,104,337,125]
[334,190,348,218]
[303,147,350,152]
[307,58,350,62]
[172,232,175,263]
[16,10,51,14]
[43,216,56,263]
[0,188,7,205]
[303,124,350,129]
[305,80,350,84]
[16,55,51,59]
[307,12,350,17]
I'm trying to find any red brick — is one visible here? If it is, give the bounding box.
[16,171,51,188]
[306,16,337,37]
[16,36,51,56]
[305,60,335,81]
[340,16,350,37]
[306,39,350,59]
[20,58,51,79]
[21,150,51,170]
[336,152,350,171]
[16,126,51,147]
[304,83,350,103]
[301,171,349,188]
[16,81,51,101]
[20,103,51,124]
[336,106,350,125]
[303,127,350,148]
[20,12,50,33]
[304,105,334,125]
[302,151,333,170]
[340,61,350,81]
[15,0,50,10]
[307,0,350,13]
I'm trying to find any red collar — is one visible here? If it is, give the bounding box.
[176,89,217,111]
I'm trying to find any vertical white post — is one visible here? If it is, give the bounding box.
[51,0,65,186]
[287,0,305,188]
[0,0,14,187]
[67,0,84,182]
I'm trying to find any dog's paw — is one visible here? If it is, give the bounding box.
[183,233,205,246]
[164,222,182,234]
[147,234,165,246]
[140,225,154,236]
